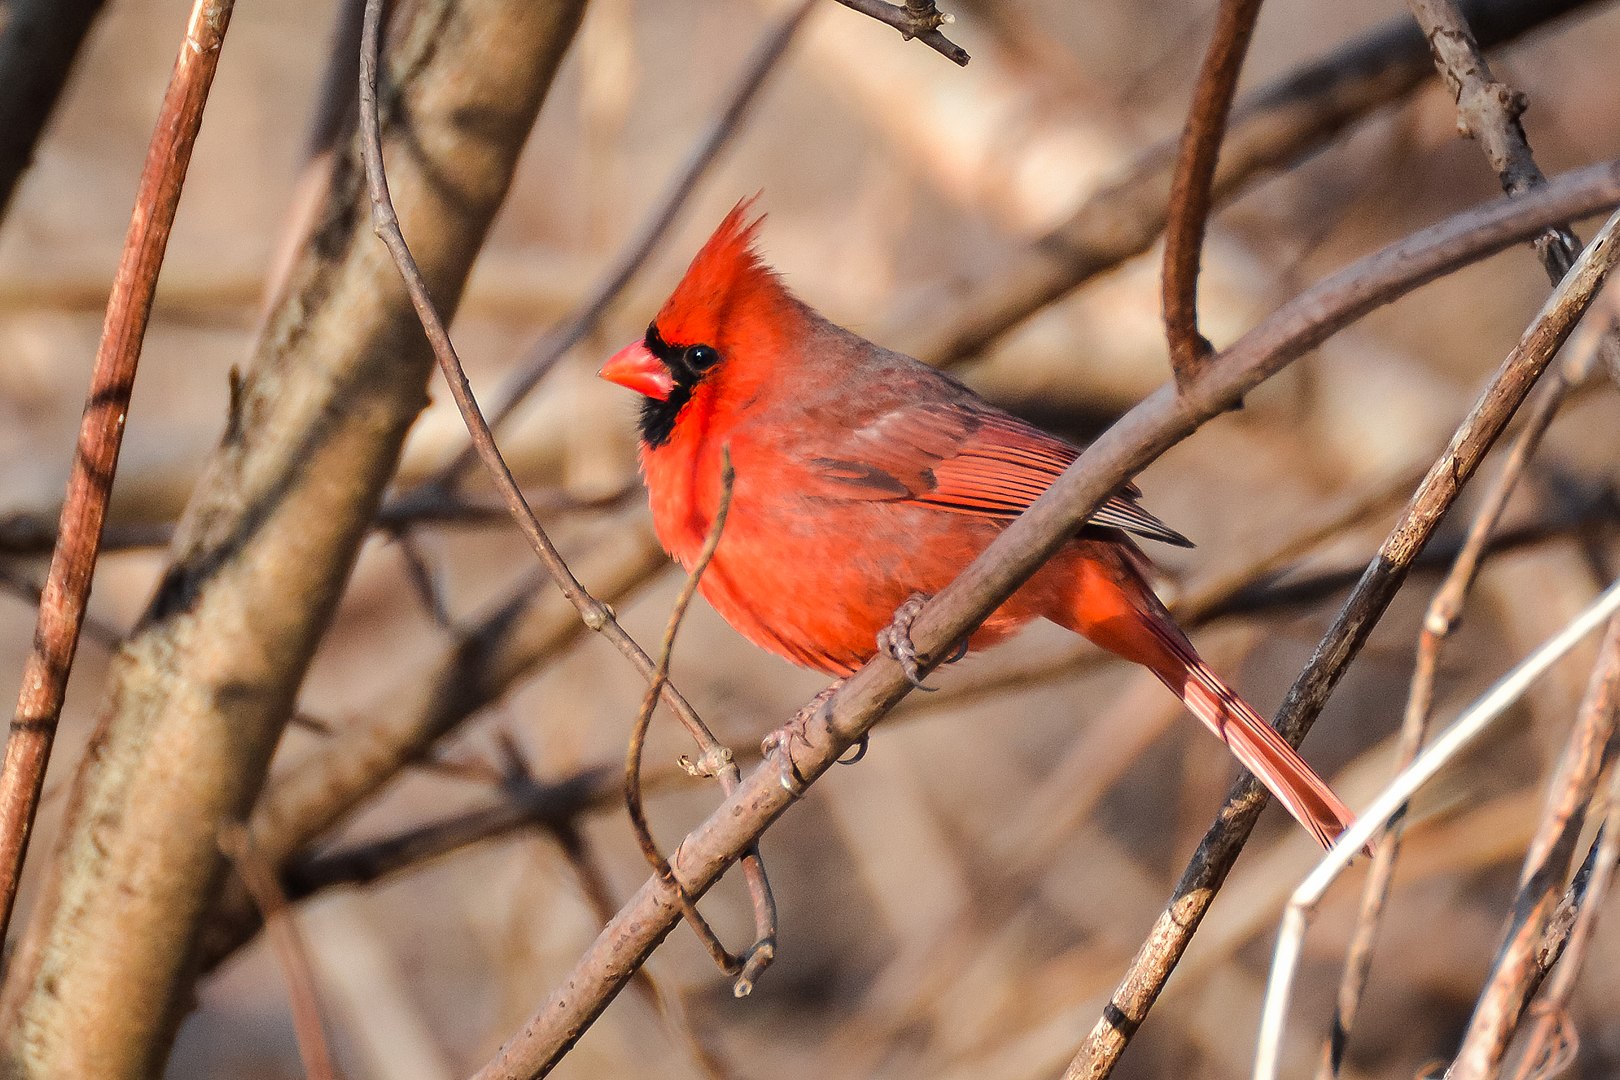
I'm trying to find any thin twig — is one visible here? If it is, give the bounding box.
[0,0,236,944]
[831,0,969,66]
[1162,0,1266,383]
[1064,197,1620,1080]
[1318,336,1597,1080]
[1452,614,1620,1079]
[1510,797,1620,1078]
[1255,577,1620,1080]
[219,823,343,1080]
[624,450,775,988]
[896,0,1602,370]
[466,162,1620,1080]
[431,0,817,485]
[1408,0,1582,268]
[1322,2,1607,1064]
[357,0,775,984]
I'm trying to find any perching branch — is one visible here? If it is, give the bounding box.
[465,161,1620,1080]
[0,0,236,947]
[1162,0,1266,383]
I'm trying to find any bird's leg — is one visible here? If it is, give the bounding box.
[762,679,865,791]
[877,592,965,690]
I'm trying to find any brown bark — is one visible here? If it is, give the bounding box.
[0,1,587,1076]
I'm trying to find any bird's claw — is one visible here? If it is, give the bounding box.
[762,681,849,792]
[877,592,948,690]
[837,733,869,765]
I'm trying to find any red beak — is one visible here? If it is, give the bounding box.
[599,341,674,401]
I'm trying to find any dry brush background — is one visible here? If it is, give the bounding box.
[2,0,1620,1077]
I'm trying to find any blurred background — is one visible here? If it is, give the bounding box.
[3,0,1620,1076]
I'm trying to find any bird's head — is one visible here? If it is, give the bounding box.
[600,196,797,447]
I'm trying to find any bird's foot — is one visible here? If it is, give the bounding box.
[876,593,965,690]
[762,680,860,792]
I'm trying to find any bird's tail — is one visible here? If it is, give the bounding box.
[1052,562,1356,850]
[1160,631,1356,850]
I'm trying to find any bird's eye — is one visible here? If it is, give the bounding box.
[686,344,720,370]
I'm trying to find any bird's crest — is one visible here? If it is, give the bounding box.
[655,196,792,348]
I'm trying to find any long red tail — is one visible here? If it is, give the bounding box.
[1163,634,1355,850]
[1053,558,1356,850]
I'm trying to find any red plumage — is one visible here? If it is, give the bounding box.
[600,199,1355,850]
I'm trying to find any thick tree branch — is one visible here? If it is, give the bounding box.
[0,2,587,1075]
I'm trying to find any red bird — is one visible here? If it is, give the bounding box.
[600,201,1355,849]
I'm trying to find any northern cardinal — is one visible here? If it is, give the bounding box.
[600,200,1355,849]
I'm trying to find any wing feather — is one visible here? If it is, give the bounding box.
[801,402,1192,547]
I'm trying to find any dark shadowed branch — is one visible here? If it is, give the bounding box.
[0,0,108,221]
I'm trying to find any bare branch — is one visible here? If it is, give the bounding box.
[1162,0,1265,383]
[831,0,970,66]
[0,1,588,1070]
[1067,197,1620,1080]
[1511,795,1620,1078]
[1453,614,1620,1078]
[1257,577,1620,1080]
[894,0,1605,369]
[1410,0,1581,263]
[0,0,236,945]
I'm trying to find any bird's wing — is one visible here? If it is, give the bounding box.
[801,401,1192,547]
